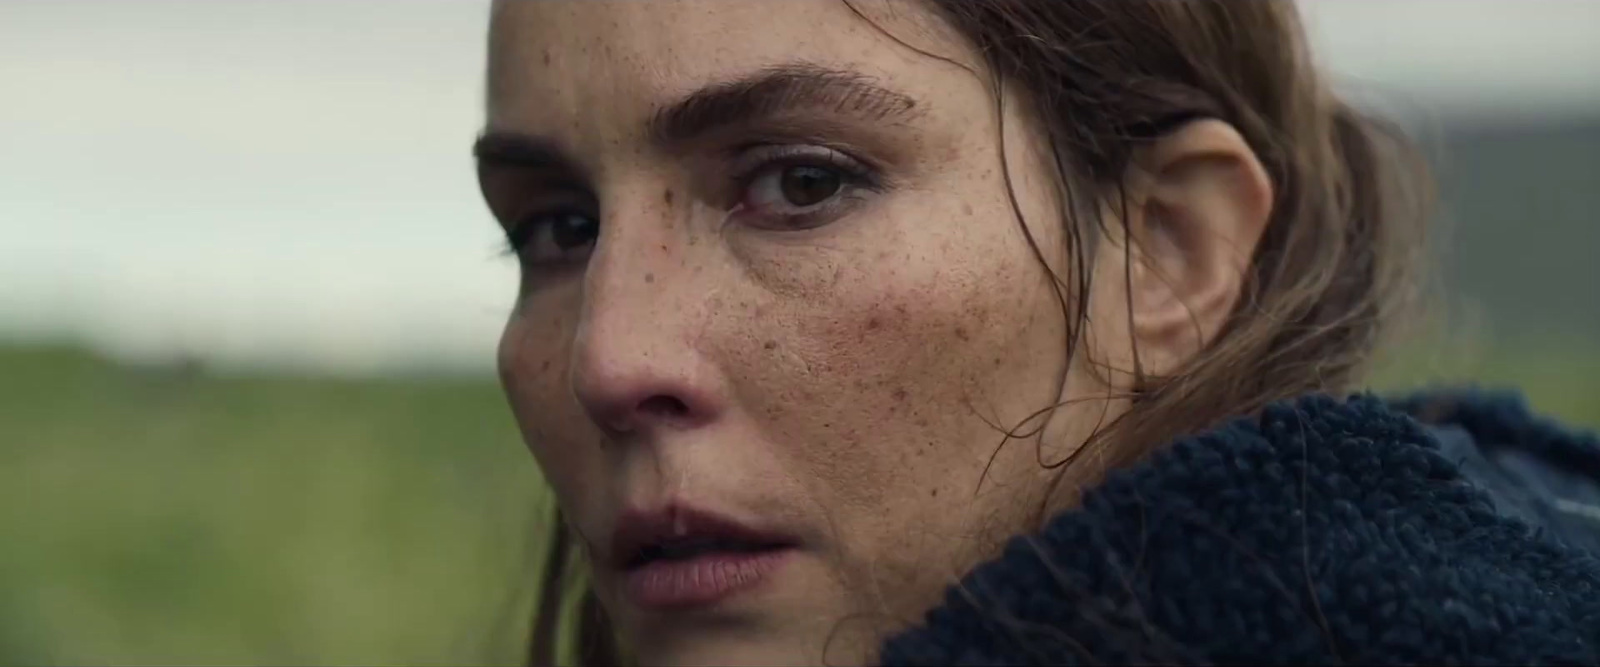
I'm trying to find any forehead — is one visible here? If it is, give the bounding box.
[485,0,972,140]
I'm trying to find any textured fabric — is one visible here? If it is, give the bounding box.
[880,392,1600,665]
[1407,391,1600,556]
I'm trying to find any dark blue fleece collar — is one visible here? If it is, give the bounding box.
[881,393,1600,665]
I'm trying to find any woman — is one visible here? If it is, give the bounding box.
[474,1,1600,665]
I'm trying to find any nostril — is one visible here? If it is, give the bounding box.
[638,395,690,419]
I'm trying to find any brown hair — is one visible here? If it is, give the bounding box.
[523,1,1430,664]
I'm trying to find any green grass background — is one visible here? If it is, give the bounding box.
[1,344,548,666]
[3,337,1596,666]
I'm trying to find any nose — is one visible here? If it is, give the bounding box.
[568,210,723,439]
[571,335,722,436]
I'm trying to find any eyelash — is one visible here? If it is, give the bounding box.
[729,143,883,228]
[501,144,884,261]
[501,205,594,266]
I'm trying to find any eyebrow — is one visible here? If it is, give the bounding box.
[472,132,579,172]
[646,62,920,146]
[473,62,921,169]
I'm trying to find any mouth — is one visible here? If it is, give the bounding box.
[625,536,787,568]
[611,505,800,610]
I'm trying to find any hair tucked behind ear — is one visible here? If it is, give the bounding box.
[918,0,1432,484]
[521,2,1432,664]
[1086,98,1431,476]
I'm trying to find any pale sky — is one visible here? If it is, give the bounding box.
[2,1,1598,374]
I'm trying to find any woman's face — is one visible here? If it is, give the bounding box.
[481,1,1129,664]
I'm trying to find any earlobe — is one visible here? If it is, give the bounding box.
[1124,119,1273,377]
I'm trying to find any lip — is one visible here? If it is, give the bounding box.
[609,504,800,610]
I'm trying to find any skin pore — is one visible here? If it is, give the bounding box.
[479,2,1271,665]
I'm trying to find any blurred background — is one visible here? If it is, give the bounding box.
[2,1,1596,664]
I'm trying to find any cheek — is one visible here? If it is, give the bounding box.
[724,203,1064,507]
[715,209,1069,624]
[498,307,598,505]
[497,313,560,400]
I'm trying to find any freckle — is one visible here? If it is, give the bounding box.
[644,272,655,284]
[540,360,551,372]
[894,303,907,315]
[955,327,969,341]
[866,317,881,330]
[961,203,973,216]
[662,188,674,205]
[930,488,938,497]
[993,357,1003,367]
[763,340,778,351]
[660,244,669,252]
[892,388,908,402]
[542,50,551,66]
[916,418,929,427]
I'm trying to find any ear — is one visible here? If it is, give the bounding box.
[1115,119,1273,378]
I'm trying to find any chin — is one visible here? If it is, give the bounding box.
[621,603,876,667]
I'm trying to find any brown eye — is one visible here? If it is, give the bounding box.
[734,145,882,230]
[506,209,598,265]
[549,212,598,251]
[778,166,842,207]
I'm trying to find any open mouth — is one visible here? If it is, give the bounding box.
[627,534,796,569]
[611,505,800,609]
[626,536,792,570]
